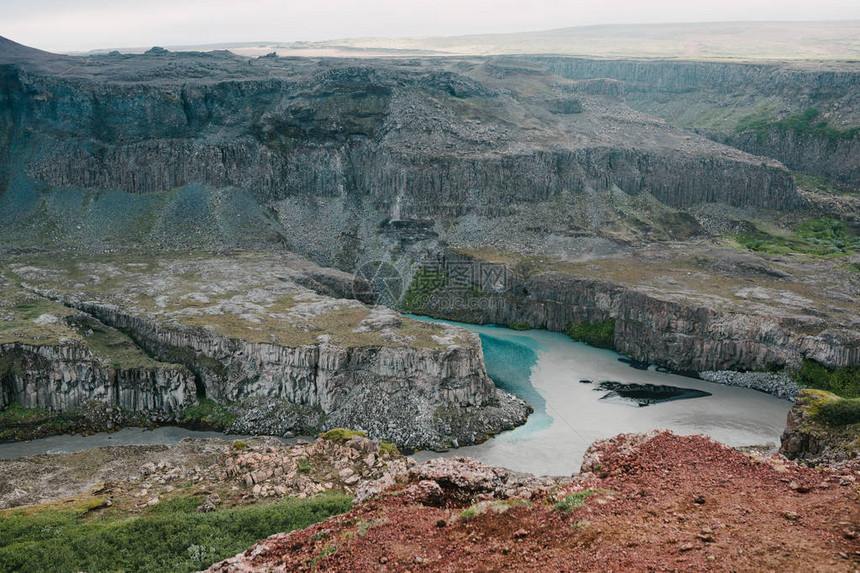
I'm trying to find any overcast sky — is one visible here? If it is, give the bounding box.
[2,0,859,53]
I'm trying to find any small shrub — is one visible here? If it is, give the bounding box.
[566,319,616,350]
[795,359,860,398]
[736,218,859,257]
[181,398,237,428]
[553,489,598,514]
[230,440,248,451]
[379,441,400,457]
[310,544,338,568]
[736,107,860,142]
[508,321,532,331]
[320,428,367,441]
[817,398,860,426]
[399,269,446,312]
[458,505,479,521]
[459,500,531,521]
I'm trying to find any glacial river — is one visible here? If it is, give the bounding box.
[411,318,792,476]
[0,320,792,475]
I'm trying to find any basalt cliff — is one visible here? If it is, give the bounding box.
[532,57,860,186]
[0,254,528,449]
[0,36,800,263]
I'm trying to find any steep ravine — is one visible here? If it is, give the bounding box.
[405,251,860,373]
[0,41,803,258]
[531,57,860,185]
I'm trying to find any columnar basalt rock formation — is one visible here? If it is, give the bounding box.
[2,254,529,449]
[0,37,802,258]
[410,251,860,373]
[0,341,195,414]
[531,56,860,185]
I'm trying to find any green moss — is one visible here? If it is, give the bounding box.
[378,441,399,457]
[0,285,79,347]
[737,107,860,142]
[459,505,478,520]
[458,499,532,521]
[0,401,55,426]
[309,543,338,569]
[0,493,351,573]
[319,428,367,441]
[795,173,860,198]
[791,390,860,457]
[795,359,860,398]
[181,398,237,429]
[0,355,14,377]
[508,321,532,331]
[0,402,81,441]
[552,489,599,514]
[72,317,178,372]
[566,319,616,350]
[736,218,859,257]
[817,398,860,426]
[2,253,448,351]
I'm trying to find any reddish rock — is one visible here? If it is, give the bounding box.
[208,431,860,572]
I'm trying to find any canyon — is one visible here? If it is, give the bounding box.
[0,34,858,455]
[0,25,858,572]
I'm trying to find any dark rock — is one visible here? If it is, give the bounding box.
[594,381,711,407]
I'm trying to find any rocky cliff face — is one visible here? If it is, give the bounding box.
[0,341,194,414]
[532,57,860,185]
[711,130,860,186]
[780,389,859,464]
[408,251,860,373]
[0,279,197,416]
[0,39,801,261]
[2,253,529,449]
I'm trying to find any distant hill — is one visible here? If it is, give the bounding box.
[0,35,74,70]
[146,20,859,62]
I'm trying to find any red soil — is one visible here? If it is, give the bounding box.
[210,432,860,572]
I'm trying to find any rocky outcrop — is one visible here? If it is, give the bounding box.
[70,302,526,449]
[411,251,860,373]
[531,57,860,185]
[209,430,860,573]
[699,371,799,400]
[780,389,859,465]
[711,129,860,187]
[0,340,195,414]
[355,455,559,506]
[6,253,529,450]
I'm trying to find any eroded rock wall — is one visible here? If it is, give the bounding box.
[415,252,860,372]
[0,51,804,256]
[532,57,860,185]
[0,342,195,414]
